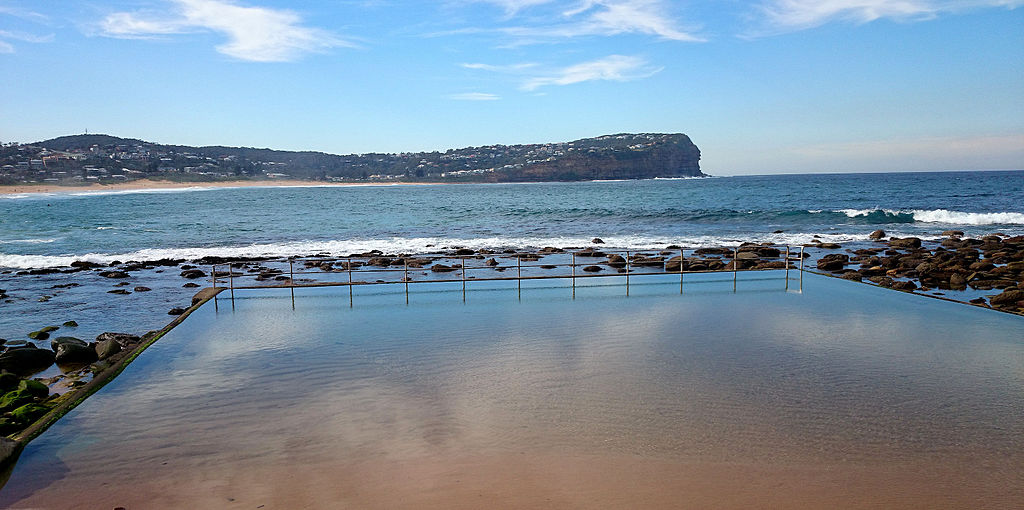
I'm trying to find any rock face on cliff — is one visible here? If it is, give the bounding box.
[484,133,702,182]
[25,132,702,183]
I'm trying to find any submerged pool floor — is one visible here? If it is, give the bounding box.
[2,272,1022,509]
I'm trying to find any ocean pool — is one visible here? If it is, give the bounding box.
[2,272,1022,509]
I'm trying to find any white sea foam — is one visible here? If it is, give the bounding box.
[910,209,1024,225]
[831,208,1024,225]
[0,238,57,244]
[0,232,884,269]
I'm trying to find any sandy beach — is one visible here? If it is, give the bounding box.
[0,179,441,195]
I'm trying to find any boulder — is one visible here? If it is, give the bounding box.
[95,339,122,360]
[735,251,760,261]
[989,289,1024,307]
[840,271,863,281]
[816,254,849,271]
[582,265,602,272]
[485,258,498,267]
[868,229,886,240]
[607,255,627,269]
[942,230,964,237]
[891,280,918,291]
[454,248,475,256]
[10,403,50,424]
[50,336,86,351]
[180,269,207,279]
[62,320,78,327]
[18,379,48,399]
[0,389,36,412]
[0,372,18,392]
[591,238,605,244]
[107,289,131,295]
[26,331,49,340]
[889,237,922,249]
[55,342,98,364]
[659,257,684,272]
[134,286,152,292]
[99,271,130,279]
[96,333,141,350]
[430,264,457,273]
[168,307,186,316]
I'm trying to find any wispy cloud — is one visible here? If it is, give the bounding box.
[0,8,53,54]
[448,92,502,100]
[461,62,538,72]
[98,0,350,62]
[756,0,1023,32]
[466,0,702,43]
[520,54,661,90]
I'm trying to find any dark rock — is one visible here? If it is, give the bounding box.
[840,271,863,281]
[735,251,760,261]
[26,331,49,341]
[430,264,457,273]
[183,282,200,288]
[366,257,392,267]
[868,229,885,240]
[942,230,964,237]
[168,307,186,316]
[18,379,48,399]
[868,276,894,287]
[50,336,86,351]
[70,260,101,269]
[540,265,557,269]
[816,254,849,271]
[0,389,36,412]
[62,320,78,327]
[607,255,627,269]
[99,271,130,279]
[817,243,842,249]
[889,237,922,249]
[10,403,50,424]
[133,286,152,292]
[55,342,98,364]
[484,258,498,267]
[180,269,207,279]
[539,247,565,253]
[591,238,605,244]
[94,339,122,360]
[39,326,59,333]
[454,248,476,256]
[107,289,130,295]
[96,333,141,350]
[989,289,1024,307]
[582,265,602,272]
[0,372,17,391]
[969,297,988,305]
[891,280,918,291]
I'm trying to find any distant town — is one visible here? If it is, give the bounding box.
[0,133,702,185]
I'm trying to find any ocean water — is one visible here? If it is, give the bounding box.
[1,170,1022,269]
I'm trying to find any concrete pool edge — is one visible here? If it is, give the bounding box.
[0,287,224,484]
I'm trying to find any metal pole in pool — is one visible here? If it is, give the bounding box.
[289,259,295,307]
[517,254,522,299]
[462,256,467,302]
[405,258,409,305]
[212,264,218,311]
[733,247,738,293]
[348,257,353,308]
[679,248,684,294]
[625,250,630,296]
[799,246,805,293]
[785,245,791,290]
[571,252,576,299]
[229,262,235,306]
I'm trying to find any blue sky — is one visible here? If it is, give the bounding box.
[0,0,1021,175]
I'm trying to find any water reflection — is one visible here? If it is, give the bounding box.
[2,273,1022,508]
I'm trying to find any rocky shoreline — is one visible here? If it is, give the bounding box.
[1,235,1022,448]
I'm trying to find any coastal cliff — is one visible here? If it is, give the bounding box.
[1,133,702,185]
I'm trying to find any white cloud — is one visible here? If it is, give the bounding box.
[99,0,350,62]
[521,54,661,90]
[461,62,538,72]
[469,0,701,43]
[448,92,502,100]
[757,0,1023,32]
[0,40,13,54]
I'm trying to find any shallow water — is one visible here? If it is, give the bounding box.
[2,272,1022,509]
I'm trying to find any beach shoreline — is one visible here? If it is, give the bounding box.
[0,179,443,196]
